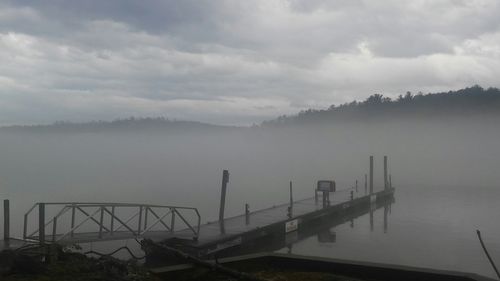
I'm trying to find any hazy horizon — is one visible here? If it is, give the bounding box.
[1,1,500,279]
[2,1,500,125]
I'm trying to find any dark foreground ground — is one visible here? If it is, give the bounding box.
[0,248,158,281]
[0,249,364,281]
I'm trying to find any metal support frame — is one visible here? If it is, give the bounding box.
[23,202,201,244]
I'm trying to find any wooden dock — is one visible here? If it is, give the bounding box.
[147,187,395,258]
[1,156,396,261]
[1,188,394,256]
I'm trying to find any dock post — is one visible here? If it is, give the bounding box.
[389,174,392,189]
[71,204,75,237]
[99,206,105,238]
[288,181,293,218]
[350,190,353,201]
[137,206,143,236]
[39,203,45,245]
[364,174,367,194]
[219,170,229,234]
[369,156,374,194]
[315,189,318,204]
[170,208,175,233]
[384,156,388,190]
[110,206,115,235]
[370,209,374,232]
[3,200,9,241]
[245,203,250,225]
[384,205,388,233]
[322,191,328,208]
[355,180,358,192]
[52,216,58,242]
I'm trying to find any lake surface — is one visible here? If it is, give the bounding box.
[279,184,500,279]
[0,129,499,278]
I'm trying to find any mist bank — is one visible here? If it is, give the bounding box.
[0,86,499,228]
[1,115,499,220]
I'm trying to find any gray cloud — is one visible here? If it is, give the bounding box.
[0,0,500,125]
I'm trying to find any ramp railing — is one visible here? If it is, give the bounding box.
[23,202,200,244]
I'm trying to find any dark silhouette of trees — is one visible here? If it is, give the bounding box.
[262,85,500,126]
[3,85,500,132]
[1,117,228,133]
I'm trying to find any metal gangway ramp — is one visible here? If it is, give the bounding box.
[23,202,201,244]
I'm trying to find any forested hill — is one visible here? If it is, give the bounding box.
[2,85,500,132]
[0,117,230,133]
[262,85,500,126]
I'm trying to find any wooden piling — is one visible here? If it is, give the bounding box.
[52,216,58,242]
[288,181,293,218]
[137,206,143,235]
[384,156,388,190]
[3,199,9,241]
[99,207,105,238]
[170,208,176,233]
[245,203,250,225]
[71,205,76,237]
[364,174,367,194]
[384,205,388,233]
[370,209,374,232]
[39,203,45,245]
[322,191,328,208]
[369,156,374,194]
[219,170,229,234]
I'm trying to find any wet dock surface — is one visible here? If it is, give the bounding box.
[1,188,384,251]
[160,188,364,247]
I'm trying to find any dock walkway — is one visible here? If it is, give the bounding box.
[156,188,394,257]
[158,188,362,246]
[1,188,388,253]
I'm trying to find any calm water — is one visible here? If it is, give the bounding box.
[279,185,500,279]
[0,131,499,278]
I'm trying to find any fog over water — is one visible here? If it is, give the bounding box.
[1,115,500,277]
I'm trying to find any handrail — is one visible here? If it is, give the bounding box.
[23,202,201,244]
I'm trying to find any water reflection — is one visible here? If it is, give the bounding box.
[384,205,389,233]
[212,195,395,258]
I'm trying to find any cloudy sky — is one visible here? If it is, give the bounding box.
[1,0,499,125]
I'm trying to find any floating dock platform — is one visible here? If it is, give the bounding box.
[146,187,395,260]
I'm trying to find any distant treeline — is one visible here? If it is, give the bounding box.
[2,85,500,132]
[1,117,229,133]
[262,85,500,126]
